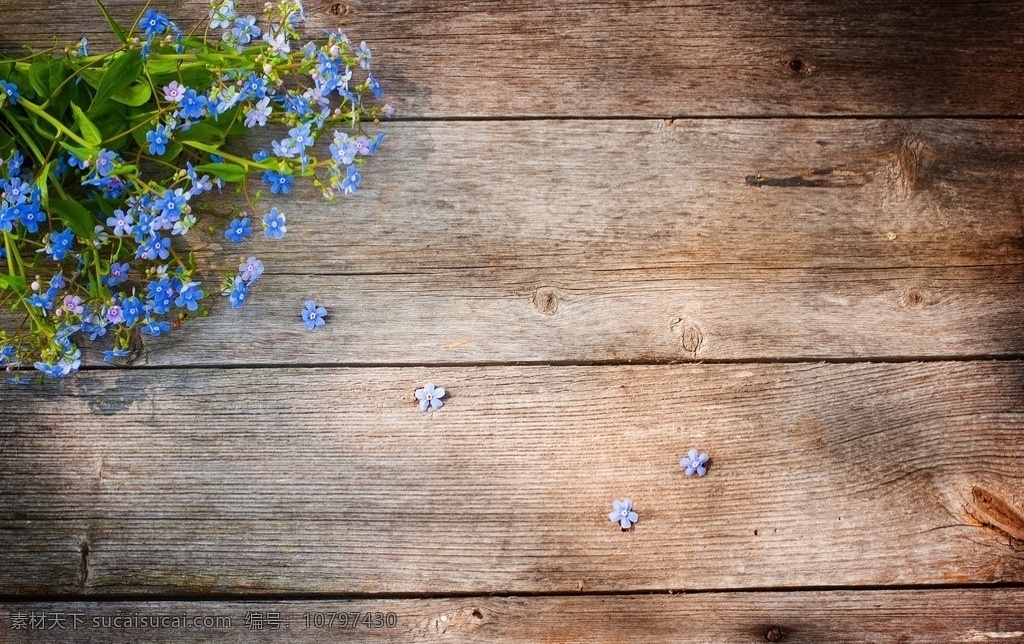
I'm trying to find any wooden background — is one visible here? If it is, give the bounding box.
[1,1,1023,641]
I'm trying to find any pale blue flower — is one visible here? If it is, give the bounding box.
[209,0,235,29]
[301,300,327,330]
[414,382,445,411]
[228,277,248,308]
[239,256,263,283]
[681,449,709,477]
[263,208,286,239]
[609,499,638,529]
[103,348,131,362]
[244,97,272,128]
[230,15,261,44]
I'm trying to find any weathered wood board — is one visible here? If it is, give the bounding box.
[2,590,1024,643]
[190,119,1024,274]
[3,1,1023,116]
[6,119,1024,365]
[0,0,1022,636]
[117,267,1024,366]
[2,363,1021,594]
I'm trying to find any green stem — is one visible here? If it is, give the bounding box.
[2,231,19,279]
[180,140,274,170]
[3,113,47,165]
[18,100,92,147]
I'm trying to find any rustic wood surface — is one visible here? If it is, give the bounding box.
[1,0,1023,639]
[2,1,1024,117]
[8,118,1024,365]
[113,266,1024,365]
[2,363,1022,594]
[3,590,1024,643]
[181,119,1024,274]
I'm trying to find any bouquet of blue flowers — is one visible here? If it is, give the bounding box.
[0,0,390,380]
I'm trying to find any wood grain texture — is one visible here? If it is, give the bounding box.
[188,120,1024,274]
[112,266,1024,366]
[1,362,1022,595]
[2,590,1024,642]
[1,1,1023,117]
[7,119,1024,365]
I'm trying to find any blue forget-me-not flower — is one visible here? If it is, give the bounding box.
[414,383,445,411]
[609,499,639,529]
[681,449,709,477]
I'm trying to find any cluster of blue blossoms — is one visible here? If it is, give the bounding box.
[0,0,389,381]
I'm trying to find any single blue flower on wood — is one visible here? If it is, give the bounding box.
[301,300,327,330]
[140,318,171,336]
[341,164,361,195]
[103,348,131,362]
[263,208,286,239]
[681,449,709,477]
[239,256,263,284]
[263,171,293,194]
[414,383,445,411]
[609,499,638,529]
[224,217,251,243]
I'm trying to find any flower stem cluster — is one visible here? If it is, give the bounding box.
[0,0,390,380]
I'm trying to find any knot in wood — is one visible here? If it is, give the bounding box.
[765,626,787,642]
[900,287,933,310]
[532,287,559,315]
[784,54,811,76]
[671,317,704,355]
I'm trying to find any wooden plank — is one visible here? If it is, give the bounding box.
[7,119,1024,365]
[188,119,1024,274]
[1,362,1021,595]
[115,266,1024,366]
[2,1,1023,116]
[2,590,1024,642]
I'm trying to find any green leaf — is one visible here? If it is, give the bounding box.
[176,122,225,145]
[70,104,102,147]
[28,60,52,97]
[59,141,98,160]
[0,273,27,294]
[108,163,137,177]
[160,140,183,162]
[95,0,129,45]
[90,50,143,111]
[49,198,96,239]
[194,162,247,183]
[33,161,52,210]
[78,68,104,90]
[111,81,151,107]
[144,57,180,76]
